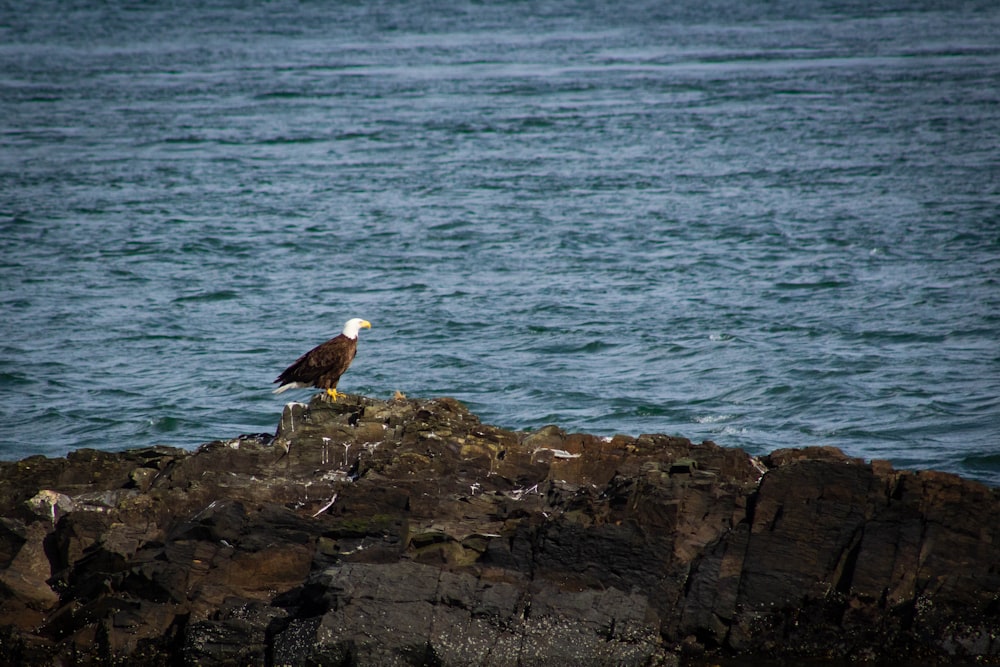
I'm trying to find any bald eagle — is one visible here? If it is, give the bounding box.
[273,318,371,401]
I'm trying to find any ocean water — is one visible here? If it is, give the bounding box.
[2,0,999,486]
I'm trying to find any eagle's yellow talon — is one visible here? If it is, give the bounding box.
[326,388,339,401]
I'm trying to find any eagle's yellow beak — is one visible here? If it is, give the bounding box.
[360,320,372,329]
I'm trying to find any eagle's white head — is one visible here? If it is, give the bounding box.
[342,318,372,339]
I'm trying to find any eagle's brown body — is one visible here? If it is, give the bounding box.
[275,333,357,389]
[273,318,370,401]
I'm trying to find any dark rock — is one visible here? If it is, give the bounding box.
[0,393,997,665]
[271,560,663,666]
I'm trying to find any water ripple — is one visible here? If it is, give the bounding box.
[1,0,998,487]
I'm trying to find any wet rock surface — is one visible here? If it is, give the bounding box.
[0,394,997,665]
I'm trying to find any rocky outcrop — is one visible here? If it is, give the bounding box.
[0,394,997,665]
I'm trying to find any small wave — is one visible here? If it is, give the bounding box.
[172,290,240,303]
[773,279,852,290]
[962,452,1000,468]
[854,330,947,344]
[624,404,672,418]
[163,134,207,144]
[115,333,211,342]
[253,90,306,100]
[694,414,733,424]
[0,371,30,387]
[958,453,1000,487]
[148,416,182,433]
[107,241,163,257]
[334,131,385,141]
[532,340,616,354]
[428,220,473,232]
[1,298,31,309]
[258,135,325,145]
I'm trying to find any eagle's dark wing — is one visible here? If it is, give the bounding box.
[275,334,358,389]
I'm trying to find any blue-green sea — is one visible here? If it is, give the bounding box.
[2,0,999,486]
